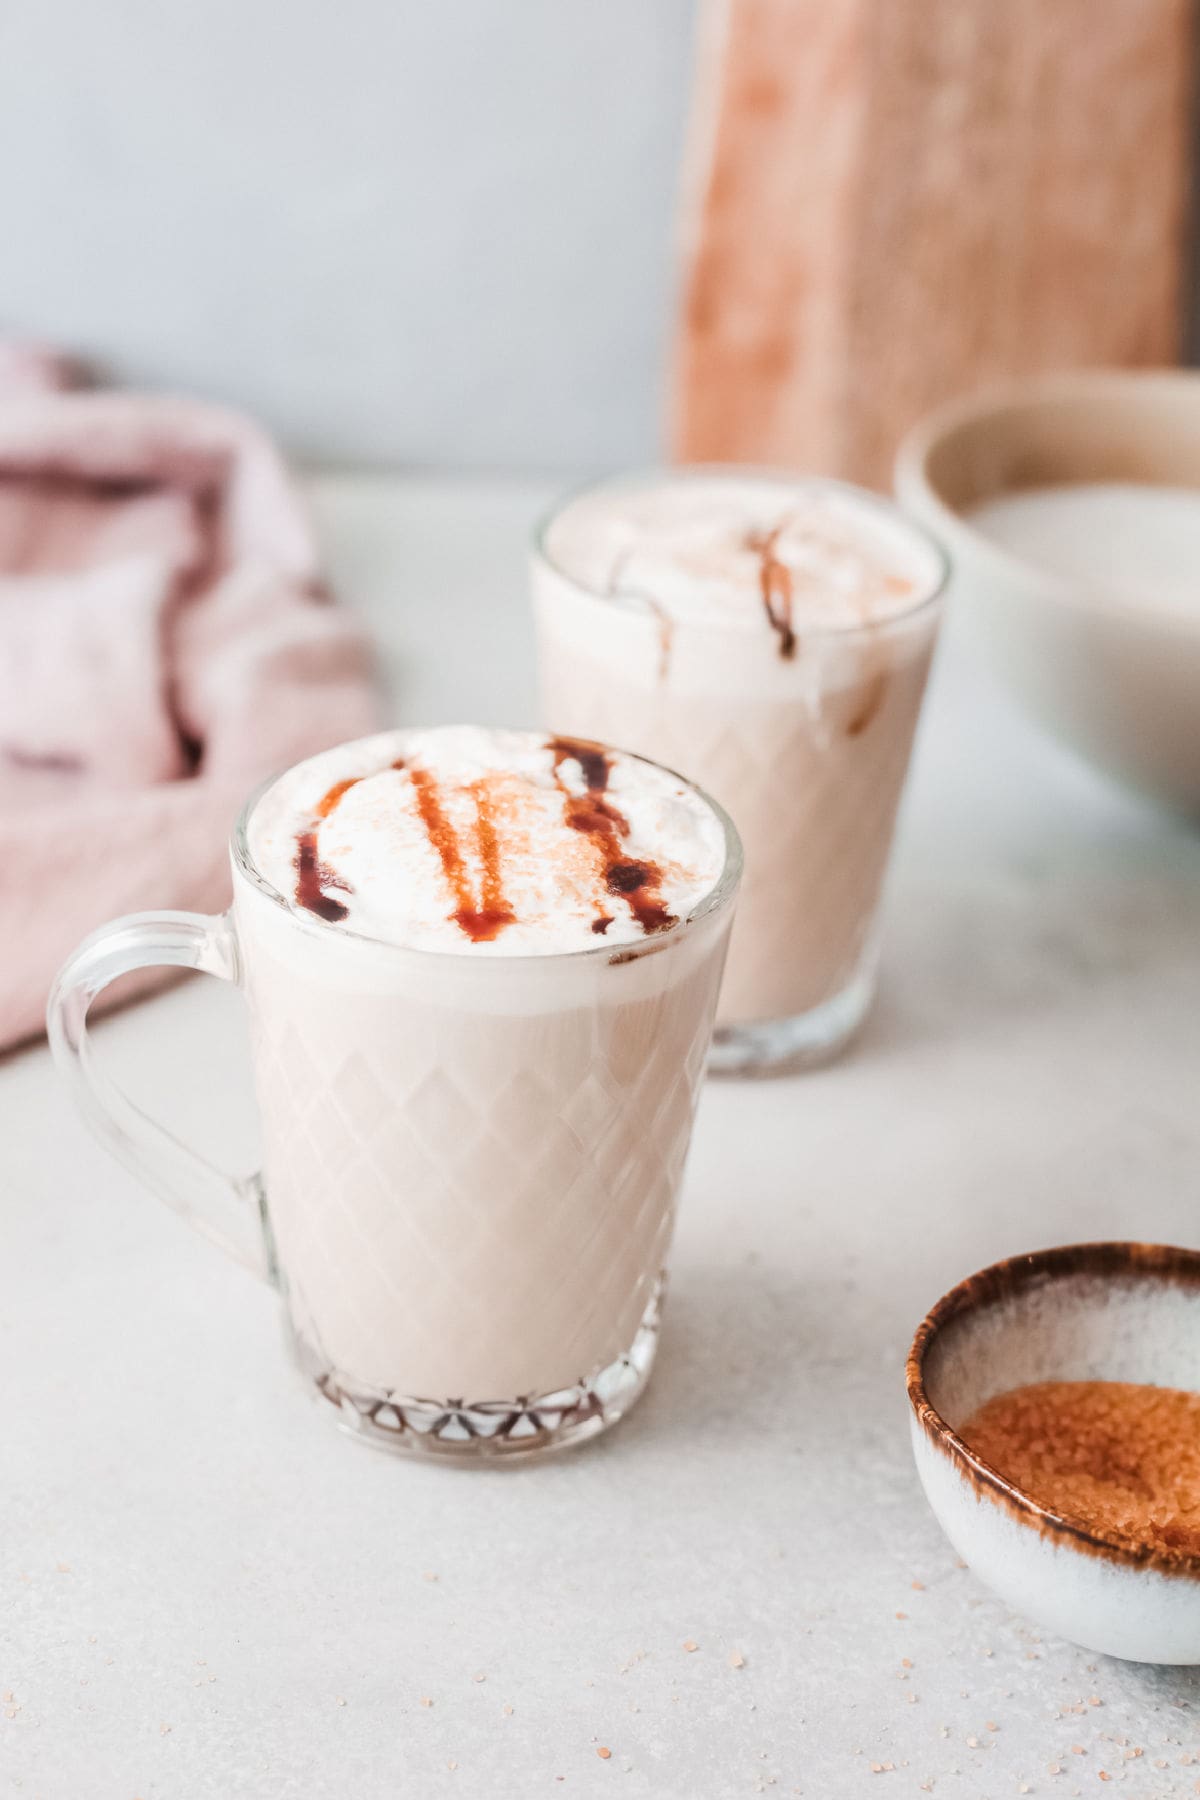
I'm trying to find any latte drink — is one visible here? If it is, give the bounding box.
[236,725,739,1454]
[533,472,945,1073]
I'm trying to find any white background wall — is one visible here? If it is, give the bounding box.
[0,1,697,473]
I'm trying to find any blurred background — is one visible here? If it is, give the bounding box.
[4,0,1189,484]
[0,0,697,472]
[2,0,1197,1046]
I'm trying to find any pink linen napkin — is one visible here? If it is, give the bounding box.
[0,345,379,1049]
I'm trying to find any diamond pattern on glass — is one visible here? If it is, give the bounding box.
[295,1277,663,1462]
[244,937,723,1413]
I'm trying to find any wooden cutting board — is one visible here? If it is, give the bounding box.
[673,0,1193,488]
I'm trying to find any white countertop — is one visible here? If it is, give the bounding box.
[6,476,1200,1799]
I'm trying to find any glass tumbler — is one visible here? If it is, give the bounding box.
[532,470,947,1074]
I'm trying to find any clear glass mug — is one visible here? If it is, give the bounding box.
[532,470,948,1075]
[47,753,741,1463]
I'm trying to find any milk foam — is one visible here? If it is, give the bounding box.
[968,483,1200,623]
[543,474,943,631]
[247,726,728,955]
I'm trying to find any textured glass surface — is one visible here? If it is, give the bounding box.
[293,1278,664,1462]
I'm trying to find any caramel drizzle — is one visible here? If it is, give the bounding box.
[316,776,361,818]
[295,742,683,944]
[294,828,352,923]
[746,522,797,659]
[407,765,517,943]
[548,735,677,937]
[746,517,905,733]
[293,758,404,924]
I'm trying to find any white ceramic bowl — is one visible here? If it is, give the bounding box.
[896,371,1200,817]
[907,1242,1200,1665]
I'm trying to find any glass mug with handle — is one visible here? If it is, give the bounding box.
[48,726,741,1462]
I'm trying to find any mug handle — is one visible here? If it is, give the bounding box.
[46,910,271,1282]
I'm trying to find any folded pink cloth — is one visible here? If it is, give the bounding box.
[0,346,379,1049]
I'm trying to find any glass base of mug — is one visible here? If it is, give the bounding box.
[708,961,876,1077]
[289,1276,665,1464]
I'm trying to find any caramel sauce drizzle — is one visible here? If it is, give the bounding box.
[407,766,517,943]
[296,748,519,943]
[745,518,909,734]
[746,522,797,660]
[294,828,352,923]
[295,742,684,945]
[316,776,361,818]
[548,735,677,936]
[293,774,363,921]
[294,758,405,926]
[294,752,516,943]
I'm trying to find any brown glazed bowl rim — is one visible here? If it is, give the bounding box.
[906,1241,1200,1580]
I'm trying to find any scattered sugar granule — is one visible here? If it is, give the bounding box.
[729,1651,745,1669]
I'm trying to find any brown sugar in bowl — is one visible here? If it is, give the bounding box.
[907,1242,1200,1664]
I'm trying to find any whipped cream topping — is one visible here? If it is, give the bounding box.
[543,474,942,643]
[246,726,729,954]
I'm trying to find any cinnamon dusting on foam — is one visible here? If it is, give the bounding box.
[265,726,725,954]
[545,478,939,656]
[298,759,519,944]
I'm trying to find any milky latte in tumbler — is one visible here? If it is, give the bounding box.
[533,473,946,1072]
[238,725,738,1455]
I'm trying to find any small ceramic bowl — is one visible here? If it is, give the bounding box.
[895,370,1200,816]
[907,1242,1200,1664]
